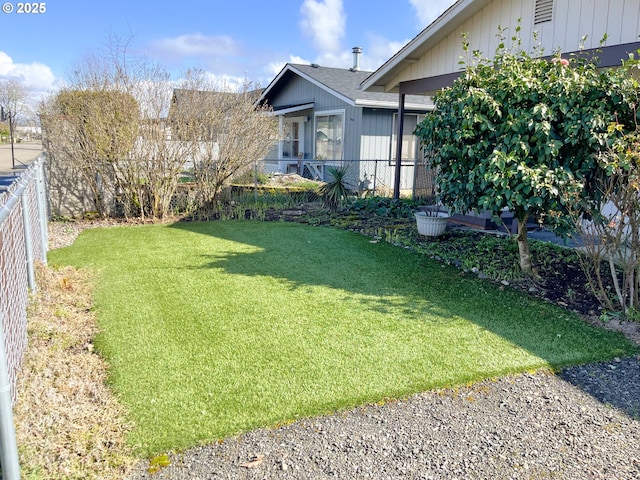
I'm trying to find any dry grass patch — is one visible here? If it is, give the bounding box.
[15,264,137,479]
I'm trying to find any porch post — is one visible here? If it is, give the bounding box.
[277,116,284,161]
[393,93,406,199]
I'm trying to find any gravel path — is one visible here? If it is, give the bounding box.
[126,357,640,480]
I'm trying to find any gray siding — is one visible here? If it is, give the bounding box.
[361,110,393,161]
[270,75,363,164]
[272,75,346,111]
[265,69,423,193]
[359,109,415,194]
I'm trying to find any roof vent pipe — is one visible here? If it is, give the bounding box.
[352,47,362,71]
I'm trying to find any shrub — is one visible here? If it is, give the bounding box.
[319,166,351,211]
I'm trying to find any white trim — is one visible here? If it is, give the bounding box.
[280,116,306,161]
[314,108,345,117]
[277,116,284,159]
[259,64,357,106]
[270,102,315,116]
[355,99,435,110]
[261,63,433,111]
[257,65,290,105]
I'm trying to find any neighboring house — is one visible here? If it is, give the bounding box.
[257,50,434,196]
[361,0,640,198]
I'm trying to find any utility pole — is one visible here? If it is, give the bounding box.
[9,110,15,169]
[1,106,15,169]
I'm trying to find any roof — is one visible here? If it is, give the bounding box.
[172,88,263,105]
[360,0,490,93]
[361,0,640,94]
[258,63,433,111]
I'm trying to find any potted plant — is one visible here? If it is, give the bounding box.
[414,205,451,237]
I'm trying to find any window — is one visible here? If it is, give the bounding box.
[391,113,421,163]
[282,120,300,158]
[315,112,343,161]
[280,117,306,159]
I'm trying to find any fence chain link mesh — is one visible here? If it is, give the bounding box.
[0,159,48,402]
[260,158,436,199]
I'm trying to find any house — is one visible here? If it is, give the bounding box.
[361,0,640,199]
[257,49,434,197]
[355,0,640,231]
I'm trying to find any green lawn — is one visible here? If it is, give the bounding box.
[49,221,637,456]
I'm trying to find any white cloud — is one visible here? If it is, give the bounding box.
[149,33,241,60]
[409,0,456,29]
[147,33,258,84]
[266,61,287,79]
[306,37,409,72]
[299,0,346,54]
[363,34,409,70]
[261,54,313,88]
[265,55,309,79]
[293,1,453,75]
[0,52,57,98]
[288,55,310,66]
[289,1,456,75]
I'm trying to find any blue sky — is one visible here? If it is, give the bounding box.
[0,0,456,99]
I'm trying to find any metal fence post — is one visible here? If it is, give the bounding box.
[20,193,36,292]
[34,158,48,264]
[0,311,20,480]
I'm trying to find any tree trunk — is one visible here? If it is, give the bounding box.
[516,216,533,274]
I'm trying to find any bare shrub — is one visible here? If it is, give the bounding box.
[568,128,640,318]
[170,69,279,208]
[41,38,278,220]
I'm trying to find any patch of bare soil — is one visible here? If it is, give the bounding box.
[531,260,640,346]
[266,173,324,186]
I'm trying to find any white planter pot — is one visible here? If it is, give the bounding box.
[415,211,450,237]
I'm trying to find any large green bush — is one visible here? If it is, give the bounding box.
[415,28,640,274]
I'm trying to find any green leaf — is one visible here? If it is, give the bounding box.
[148,453,171,474]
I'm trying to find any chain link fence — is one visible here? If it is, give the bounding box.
[0,157,48,402]
[261,158,437,199]
[0,156,48,478]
